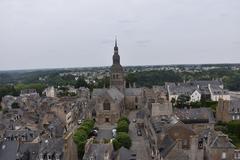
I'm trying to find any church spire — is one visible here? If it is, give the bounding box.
[114,36,118,51]
[115,36,117,47]
[113,37,120,64]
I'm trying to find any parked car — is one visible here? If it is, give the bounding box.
[89,129,98,137]
[137,129,142,136]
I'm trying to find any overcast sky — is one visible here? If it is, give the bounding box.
[0,0,240,70]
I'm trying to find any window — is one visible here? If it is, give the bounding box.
[221,152,226,159]
[103,100,111,110]
[135,97,138,103]
[233,115,236,120]
[92,109,96,117]
[105,118,110,122]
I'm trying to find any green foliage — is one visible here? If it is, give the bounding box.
[15,83,47,95]
[75,77,88,88]
[118,117,130,125]
[126,70,183,87]
[113,132,132,150]
[176,94,190,108]
[117,121,129,133]
[112,139,121,150]
[190,100,218,111]
[224,72,240,91]
[227,120,240,138]
[94,77,110,88]
[73,119,95,159]
[0,85,18,101]
[117,117,130,133]
[216,121,240,148]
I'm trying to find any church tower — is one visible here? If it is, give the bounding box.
[110,38,125,92]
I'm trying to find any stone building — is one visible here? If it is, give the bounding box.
[199,129,236,160]
[110,39,125,92]
[174,107,215,133]
[217,99,240,122]
[91,88,124,124]
[90,39,144,124]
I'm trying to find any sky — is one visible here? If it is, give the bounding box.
[0,0,240,70]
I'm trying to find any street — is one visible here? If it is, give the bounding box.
[128,111,151,160]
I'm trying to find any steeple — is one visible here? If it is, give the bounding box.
[114,36,118,51]
[113,37,120,65]
[110,37,124,92]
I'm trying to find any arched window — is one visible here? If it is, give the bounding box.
[103,100,111,110]
[92,109,97,117]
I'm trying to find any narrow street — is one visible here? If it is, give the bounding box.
[128,110,151,160]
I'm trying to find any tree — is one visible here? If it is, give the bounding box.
[118,117,130,125]
[73,119,95,159]
[113,132,132,150]
[117,121,129,133]
[176,94,190,108]
[75,77,88,88]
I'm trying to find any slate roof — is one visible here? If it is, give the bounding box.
[136,110,145,119]
[174,107,215,124]
[0,141,40,160]
[17,143,40,160]
[0,141,18,160]
[39,138,64,155]
[4,129,39,142]
[92,88,124,103]
[150,115,179,133]
[168,85,199,96]
[189,80,223,87]
[210,134,236,149]
[159,135,176,158]
[83,143,113,160]
[124,88,142,96]
[210,85,229,95]
[118,147,136,160]
[166,150,190,160]
[199,129,236,149]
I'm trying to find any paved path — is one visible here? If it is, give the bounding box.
[95,124,116,142]
[128,110,151,160]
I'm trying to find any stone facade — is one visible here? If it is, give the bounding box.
[217,99,240,122]
[90,39,144,124]
[110,38,125,92]
[91,88,124,124]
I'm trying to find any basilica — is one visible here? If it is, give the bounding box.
[90,39,144,124]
